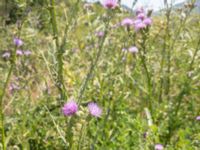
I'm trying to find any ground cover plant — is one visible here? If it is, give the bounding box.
[0,0,200,149]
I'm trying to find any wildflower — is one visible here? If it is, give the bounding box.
[62,100,78,116]
[143,18,152,26]
[9,83,20,93]
[102,0,118,9]
[2,51,11,58]
[136,7,144,15]
[134,21,146,31]
[13,38,23,47]
[95,31,105,38]
[137,13,146,20]
[133,19,142,25]
[121,18,134,27]
[88,102,102,117]
[16,50,23,56]
[155,144,164,150]
[24,50,32,56]
[129,46,138,53]
[196,116,200,121]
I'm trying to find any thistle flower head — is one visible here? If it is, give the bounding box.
[2,51,11,58]
[143,18,152,26]
[9,83,20,93]
[102,0,118,9]
[133,19,142,25]
[136,7,144,15]
[155,144,164,150]
[196,116,200,121]
[14,38,23,47]
[137,13,146,20]
[121,18,134,27]
[62,100,78,116]
[129,46,138,53]
[16,50,23,56]
[88,102,102,117]
[24,50,32,56]
[95,31,105,38]
[134,22,146,31]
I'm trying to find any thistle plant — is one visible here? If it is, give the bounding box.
[0,36,22,150]
[1,0,200,149]
[49,0,81,103]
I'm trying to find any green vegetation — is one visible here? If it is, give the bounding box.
[0,0,200,149]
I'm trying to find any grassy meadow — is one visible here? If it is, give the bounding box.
[0,0,200,149]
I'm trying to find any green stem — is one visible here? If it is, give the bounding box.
[139,30,152,114]
[174,36,200,117]
[0,40,18,150]
[77,19,110,104]
[0,66,13,150]
[49,0,66,101]
[166,32,200,143]
[159,6,171,102]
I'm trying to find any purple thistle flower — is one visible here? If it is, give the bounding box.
[9,83,20,93]
[134,22,146,31]
[129,46,138,54]
[196,116,200,121]
[143,18,152,26]
[133,19,142,25]
[14,38,23,47]
[136,7,144,15]
[2,52,11,58]
[155,144,164,150]
[16,50,23,56]
[102,0,118,9]
[62,100,78,116]
[88,102,102,117]
[137,13,146,20]
[121,18,134,27]
[95,31,105,38]
[24,50,32,56]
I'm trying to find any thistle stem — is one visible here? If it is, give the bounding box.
[77,19,110,104]
[49,0,66,101]
[0,40,18,150]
